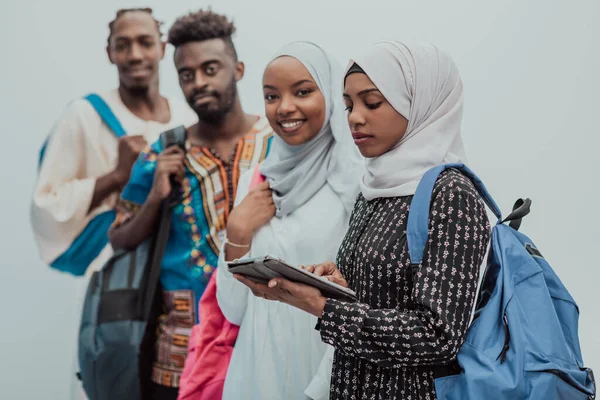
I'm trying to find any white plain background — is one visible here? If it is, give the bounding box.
[0,1,598,398]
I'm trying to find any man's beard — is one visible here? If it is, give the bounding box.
[191,77,237,124]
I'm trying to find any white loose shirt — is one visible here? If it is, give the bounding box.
[217,168,351,400]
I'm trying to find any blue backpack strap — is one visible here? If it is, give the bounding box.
[41,95,127,274]
[38,94,126,170]
[38,138,50,168]
[84,93,127,138]
[406,163,502,265]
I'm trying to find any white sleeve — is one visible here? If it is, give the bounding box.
[304,345,334,400]
[30,100,107,264]
[215,169,253,325]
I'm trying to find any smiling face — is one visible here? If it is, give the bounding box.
[343,72,409,158]
[107,11,165,90]
[262,56,326,146]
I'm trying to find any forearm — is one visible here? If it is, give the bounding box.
[109,195,162,250]
[319,299,460,368]
[224,229,252,261]
[88,169,127,212]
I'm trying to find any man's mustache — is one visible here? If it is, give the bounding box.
[191,90,220,101]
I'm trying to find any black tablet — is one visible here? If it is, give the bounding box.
[227,256,357,302]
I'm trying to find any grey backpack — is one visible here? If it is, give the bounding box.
[78,126,186,400]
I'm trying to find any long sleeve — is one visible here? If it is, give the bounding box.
[215,171,252,326]
[319,182,491,368]
[30,100,107,265]
[110,145,158,229]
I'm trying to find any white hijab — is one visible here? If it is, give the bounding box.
[348,41,467,200]
[261,41,362,217]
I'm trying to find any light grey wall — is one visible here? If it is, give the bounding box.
[0,0,598,398]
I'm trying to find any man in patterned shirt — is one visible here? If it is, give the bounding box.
[108,9,273,400]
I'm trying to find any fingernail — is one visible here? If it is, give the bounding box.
[268,281,277,288]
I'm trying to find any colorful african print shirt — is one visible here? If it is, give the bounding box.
[114,116,273,387]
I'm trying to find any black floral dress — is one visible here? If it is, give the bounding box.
[319,169,491,400]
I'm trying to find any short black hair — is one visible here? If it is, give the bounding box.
[167,9,238,61]
[107,8,163,45]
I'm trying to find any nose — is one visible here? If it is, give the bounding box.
[277,94,297,116]
[192,70,210,91]
[128,43,143,62]
[347,107,366,129]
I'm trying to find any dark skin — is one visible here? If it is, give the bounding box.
[90,11,171,213]
[232,262,346,317]
[176,39,256,158]
[109,38,256,251]
[343,72,409,158]
[228,57,344,313]
[224,56,326,261]
[234,72,410,317]
[262,56,326,146]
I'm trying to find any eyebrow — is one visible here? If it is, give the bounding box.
[177,59,220,73]
[263,79,315,90]
[343,88,381,98]
[113,34,155,42]
[292,79,314,88]
[358,88,380,96]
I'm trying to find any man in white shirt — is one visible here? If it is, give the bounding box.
[29,8,197,399]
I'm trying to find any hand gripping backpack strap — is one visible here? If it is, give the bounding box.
[140,125,187,319]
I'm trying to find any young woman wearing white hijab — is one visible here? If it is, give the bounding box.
[238,41,492,400]
[216,41,362,400]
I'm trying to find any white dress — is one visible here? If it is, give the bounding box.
[216,169,350,400]
[30,88,197,399]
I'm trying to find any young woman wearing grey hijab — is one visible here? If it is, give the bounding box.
[216,41,362,400]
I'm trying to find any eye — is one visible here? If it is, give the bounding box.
[115,42,129,52]
[141,39,155,48]
[344,103,353,112]
[205,65,218,76]
[366,102,382,110]
[296,88,313,97]
[264,93,278,102]
[179,71,193,83]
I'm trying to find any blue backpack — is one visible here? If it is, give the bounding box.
[38,94,126,276]
[406,164,596,399]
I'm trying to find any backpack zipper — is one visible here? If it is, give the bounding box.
[496,313,510,363]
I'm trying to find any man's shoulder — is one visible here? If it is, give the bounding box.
[64,90,119,120]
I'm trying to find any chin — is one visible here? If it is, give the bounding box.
[276,126,319,146]
[123,80,151,92]
[281,138,304,146]
[356,146,383,158]
[195,108,228,124]
[276,133,310,146]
